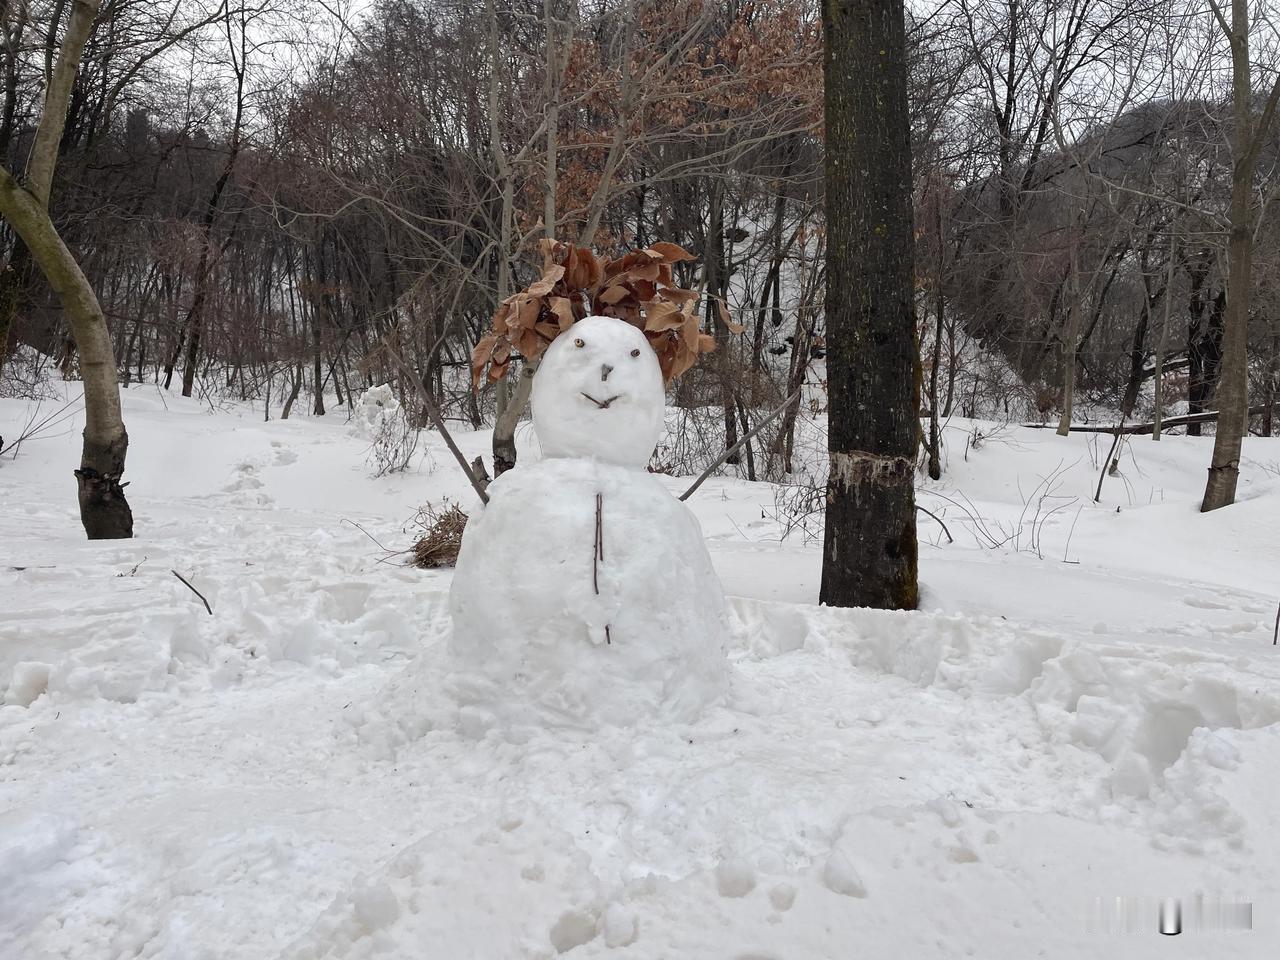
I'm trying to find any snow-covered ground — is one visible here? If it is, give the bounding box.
[2,382,1278,959]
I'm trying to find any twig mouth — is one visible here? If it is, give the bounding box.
[581,392,622,409]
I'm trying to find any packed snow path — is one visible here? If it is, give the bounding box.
[2,384,1278,958]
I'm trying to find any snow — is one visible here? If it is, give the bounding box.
[2,379,1279,959]
[446,458,731,736]
[530,316,666,467]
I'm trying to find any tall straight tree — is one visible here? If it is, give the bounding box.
[1201,0,1280,511]
[819,0,918,609]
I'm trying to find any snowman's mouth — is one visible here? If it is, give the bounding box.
[581,392,622,410]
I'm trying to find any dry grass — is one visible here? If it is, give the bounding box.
[411,501,468,568]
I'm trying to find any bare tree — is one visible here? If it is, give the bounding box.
[0,0,132,538]
[1202,0,1280,511]
[820,0,919,610]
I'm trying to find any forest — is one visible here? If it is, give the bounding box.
[5,0,1278,487]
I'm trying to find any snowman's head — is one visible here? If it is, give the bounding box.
[531,315,665,467]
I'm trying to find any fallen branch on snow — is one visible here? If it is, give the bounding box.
[171,570,213,615]
[1026,403,1278,436]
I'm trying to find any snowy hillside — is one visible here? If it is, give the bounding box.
[2,383,1278,959]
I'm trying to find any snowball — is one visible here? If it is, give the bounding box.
[531,316,665,467]
[601,903,638,947]
[351,879,401,932]
[715,857,756,898]
[769,882,797,911]
[3,661,51,707]
[548,909,597,953]
[447,457,730,733]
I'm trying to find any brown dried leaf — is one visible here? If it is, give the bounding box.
[646,241,696,263]
[681,311,701,344]
[630,261,661,283]
[717,300,745,334]
[517,328,542,359]
[549,296,575,331]
[670,348,698,381]
[516,297,541,330]
[657,349,677,381]
[598,284,630,305]
[527,263,565,297]
[631,279,657,302]
[697,333,717,354]
[644,301,684,333]
[660,286,699,304]
[578,249,603,291]
[537,237,558,270]
[471,334,498,390]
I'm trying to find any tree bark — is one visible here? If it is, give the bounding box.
[819,0,918,610]
[1056,232,1082,436]
[0,0,98,378]
[1152,224,1178,439]
[1202,0,1270,510]
[0,166,132,538]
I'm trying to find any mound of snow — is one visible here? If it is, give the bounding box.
[447,458,730,736]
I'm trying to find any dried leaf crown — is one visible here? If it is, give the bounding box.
[471,238,739,389]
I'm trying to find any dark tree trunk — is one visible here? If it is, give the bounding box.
[0,242,31,378]
[1187,288,1226,437]
[820,0,918,610]
[705,180,739,464]
[76,429,133,539]
[1121,285,1156,419]
[927,284,944,480]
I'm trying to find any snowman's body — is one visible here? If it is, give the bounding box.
[447,316,730,733]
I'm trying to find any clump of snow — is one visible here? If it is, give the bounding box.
[714,856,756,897]
[350,383,402,437]
[2,661,50,706]
[447,316,730,735]
[822,848,867,898]
[350,383,420,476]
[529,315,666,467]
[600,903,638,947]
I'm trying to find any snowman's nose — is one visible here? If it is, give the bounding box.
[600,363,614,382]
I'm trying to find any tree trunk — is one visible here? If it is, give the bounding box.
[1121,271,1155,419]
[1187,284,1225,437]
[1057,237,1081,435]
[281,362,302,419]
[492,361,535,475]
[0,167,132,538]
[927,282,943,480]
[819,0,918,610]
[1152,225,1178,439]
[1265,320,1278,436]
[1203,0,1269,511]
[0,0,131,538]
[706,180,739,465]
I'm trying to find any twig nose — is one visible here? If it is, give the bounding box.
[601,363,614,382]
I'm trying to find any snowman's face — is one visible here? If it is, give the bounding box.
[531,315,665,467]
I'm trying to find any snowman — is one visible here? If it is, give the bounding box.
[447,315,731,735]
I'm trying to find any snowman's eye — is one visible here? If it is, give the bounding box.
[630,348,640,357]
[573,338,585,348]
